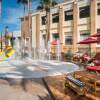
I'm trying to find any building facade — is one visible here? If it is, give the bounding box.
[31,0,100,55]
[21,15,32,55]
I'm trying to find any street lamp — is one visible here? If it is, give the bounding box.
[0,32,2,52]
[4,26,14,47]
[5,26,9,46]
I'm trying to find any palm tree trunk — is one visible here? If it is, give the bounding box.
[28,0,32,57]
[46,1,52,58]
[1,32,2,52]
[46,12,50,46]
[22,4,26,57]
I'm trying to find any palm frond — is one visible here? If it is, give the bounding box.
[17,0,28,4]
[37,0,58,11]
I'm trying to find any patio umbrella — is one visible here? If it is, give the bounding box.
[77,37,100,54]
[51,40,58,45]
[90,33,100,48]
[90,33,100,37]
[77,37,100,44]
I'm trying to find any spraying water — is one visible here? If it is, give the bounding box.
[0,36,79,78]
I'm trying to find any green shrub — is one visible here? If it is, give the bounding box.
[65,49,73,61]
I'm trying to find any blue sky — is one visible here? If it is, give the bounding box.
[0,0,63,33]
[0,0,38,33]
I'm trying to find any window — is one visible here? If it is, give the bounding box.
[21,18,24,21]
[25,37,30,46]
[97,29,100,44]
[42,34,46,46]
[25,17,29,20]
[52,13,59,23]
[52,33,59,40]
[79,6,90,18]
[41,16,46,25]
[43,34,46,40]
[65,32,73,45]
[97,3,100,15]
[65,10,73,21]
[80,31,90,41]
[21,17,28,21]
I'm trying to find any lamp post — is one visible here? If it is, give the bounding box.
[0,32,2,51]
[28,0,32,58]
[5,26,9,47]
[11,32,14,48]
[4,26,13,47]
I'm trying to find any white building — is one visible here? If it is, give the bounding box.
[31,0,100,56]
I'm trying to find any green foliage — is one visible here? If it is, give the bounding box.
[65,49,73,61]
[37,0,58,10]
[17,0,28,4]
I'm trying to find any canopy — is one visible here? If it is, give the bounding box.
[90,33,100,37]
[78,37,100,44]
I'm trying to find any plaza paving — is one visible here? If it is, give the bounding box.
[0,78,52,100]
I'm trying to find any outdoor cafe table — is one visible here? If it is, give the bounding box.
[74,71,100,95]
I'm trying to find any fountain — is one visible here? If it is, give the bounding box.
[47,41,51,60]
[13,37,21,59]
[0,32,79,79]
[38,35,46,60]
[56,40,61,61]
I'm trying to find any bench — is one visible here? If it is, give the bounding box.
[64,75,87,95]
[74,71,100,95]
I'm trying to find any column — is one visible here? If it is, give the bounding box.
[59,5,64,52]
[90,0,97,53]
[73,0,79,53]
[36,14,40,58]
[49,11,52,43]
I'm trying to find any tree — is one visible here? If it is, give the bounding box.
[37,0,57,49]
[17,0,28,14]
[17,0,29,57]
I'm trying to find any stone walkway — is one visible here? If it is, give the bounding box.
[0,78,52,100]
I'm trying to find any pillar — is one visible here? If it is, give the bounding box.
[36,14,40,58]
[73,0,79,53]
[59,5,64,52]
[90,0,97,53]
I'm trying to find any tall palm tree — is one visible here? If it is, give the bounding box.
[17,0,28,16]
[17,0,28,57]
[37,0,57,49]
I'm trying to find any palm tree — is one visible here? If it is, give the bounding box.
[37,0,57,49]
[17,0,28,57]
[17,0,28,16]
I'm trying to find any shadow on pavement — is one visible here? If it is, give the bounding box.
[38,94,52,100]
